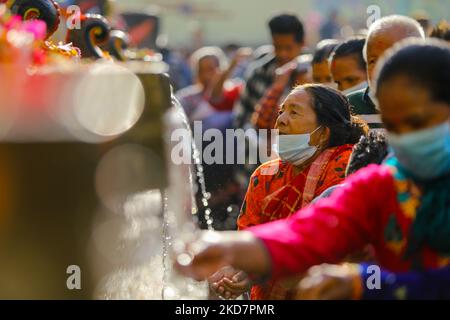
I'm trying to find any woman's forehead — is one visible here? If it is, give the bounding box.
[283,88,311,106]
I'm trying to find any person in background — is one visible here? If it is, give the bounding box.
[311,39,340,86]
[431,20,450,43]
[241,45,275,81]
[176,46,245,126]
[161,47,193,91]
[223,43,252,80]
[223,43,240,60]
[234,13,305,130]
[251,54,312,131]
[253,44,275,60]
[211,84,367,300]
[348,15,425,131]
[208,47,253,114]
[411,10,432,36]
[330,37,368,94]
[176,46,249,230]
[176,40,450,300]
[233,14,307,196]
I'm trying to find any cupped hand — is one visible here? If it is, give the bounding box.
[294,264,361,300]
[209,266,251,300]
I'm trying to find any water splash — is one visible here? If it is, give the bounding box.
[161,190,170,300]
[172,96,214,230]
[191,137,214,230]
[158,97,212,300]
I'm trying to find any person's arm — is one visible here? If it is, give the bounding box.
[209,48,252,103]
[251,85,285,130]
[175,230,271,282]
[251,60,302,129]
[176,165,391,282]
[234,57,274,129]
[250,165,389,280]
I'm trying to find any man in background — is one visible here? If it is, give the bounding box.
[234,13,306,129]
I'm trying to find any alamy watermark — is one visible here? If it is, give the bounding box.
[366,5,382,28]
[66,265,81,290]
[171,122,280,175]
[66,5,82,31]
[365,265,381,290]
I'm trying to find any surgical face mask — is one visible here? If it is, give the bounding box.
[273,127,321,166]
[388,121,450,180]
[342,81,368,95]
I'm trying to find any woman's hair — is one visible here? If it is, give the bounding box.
[294,84,367,147]
[346,131,389,176]
[375,39,450,106]
[330,37,366,71]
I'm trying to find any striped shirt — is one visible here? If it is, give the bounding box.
[234,54,278,129]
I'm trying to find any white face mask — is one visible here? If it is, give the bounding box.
[342,81,368,95]
[273,127,321,166]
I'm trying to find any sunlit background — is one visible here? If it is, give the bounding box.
[0,0,448,300]
[111,0,448,48]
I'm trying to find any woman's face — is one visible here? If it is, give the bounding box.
[197,57,220,88]
[275,88,327,146]
[330,55,367,91]
[378,75,450,135]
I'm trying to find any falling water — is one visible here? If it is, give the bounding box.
[160,97,212,300]
[161,190,170,300]
[191,137,214,230]
[92,96,223,300]
[172,96,214,230]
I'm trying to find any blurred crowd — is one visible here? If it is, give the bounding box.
[167,12,450,232]
[1,0,449,301]
[172,11,450,301]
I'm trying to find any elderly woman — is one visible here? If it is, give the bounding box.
[177,40,450,300]
[212,84,367,300]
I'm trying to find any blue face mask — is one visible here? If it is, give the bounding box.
[388,121,450,180]
[273,127,321,166]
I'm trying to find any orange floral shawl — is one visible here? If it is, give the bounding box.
[237,144,353,299]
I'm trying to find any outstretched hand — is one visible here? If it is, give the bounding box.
[174,231,271,284]
[230,47,253,68]
[174,231,233,281]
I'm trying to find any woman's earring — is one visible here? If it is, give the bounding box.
[316,141,323,150]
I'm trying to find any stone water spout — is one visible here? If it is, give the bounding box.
[0,59,207,299]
